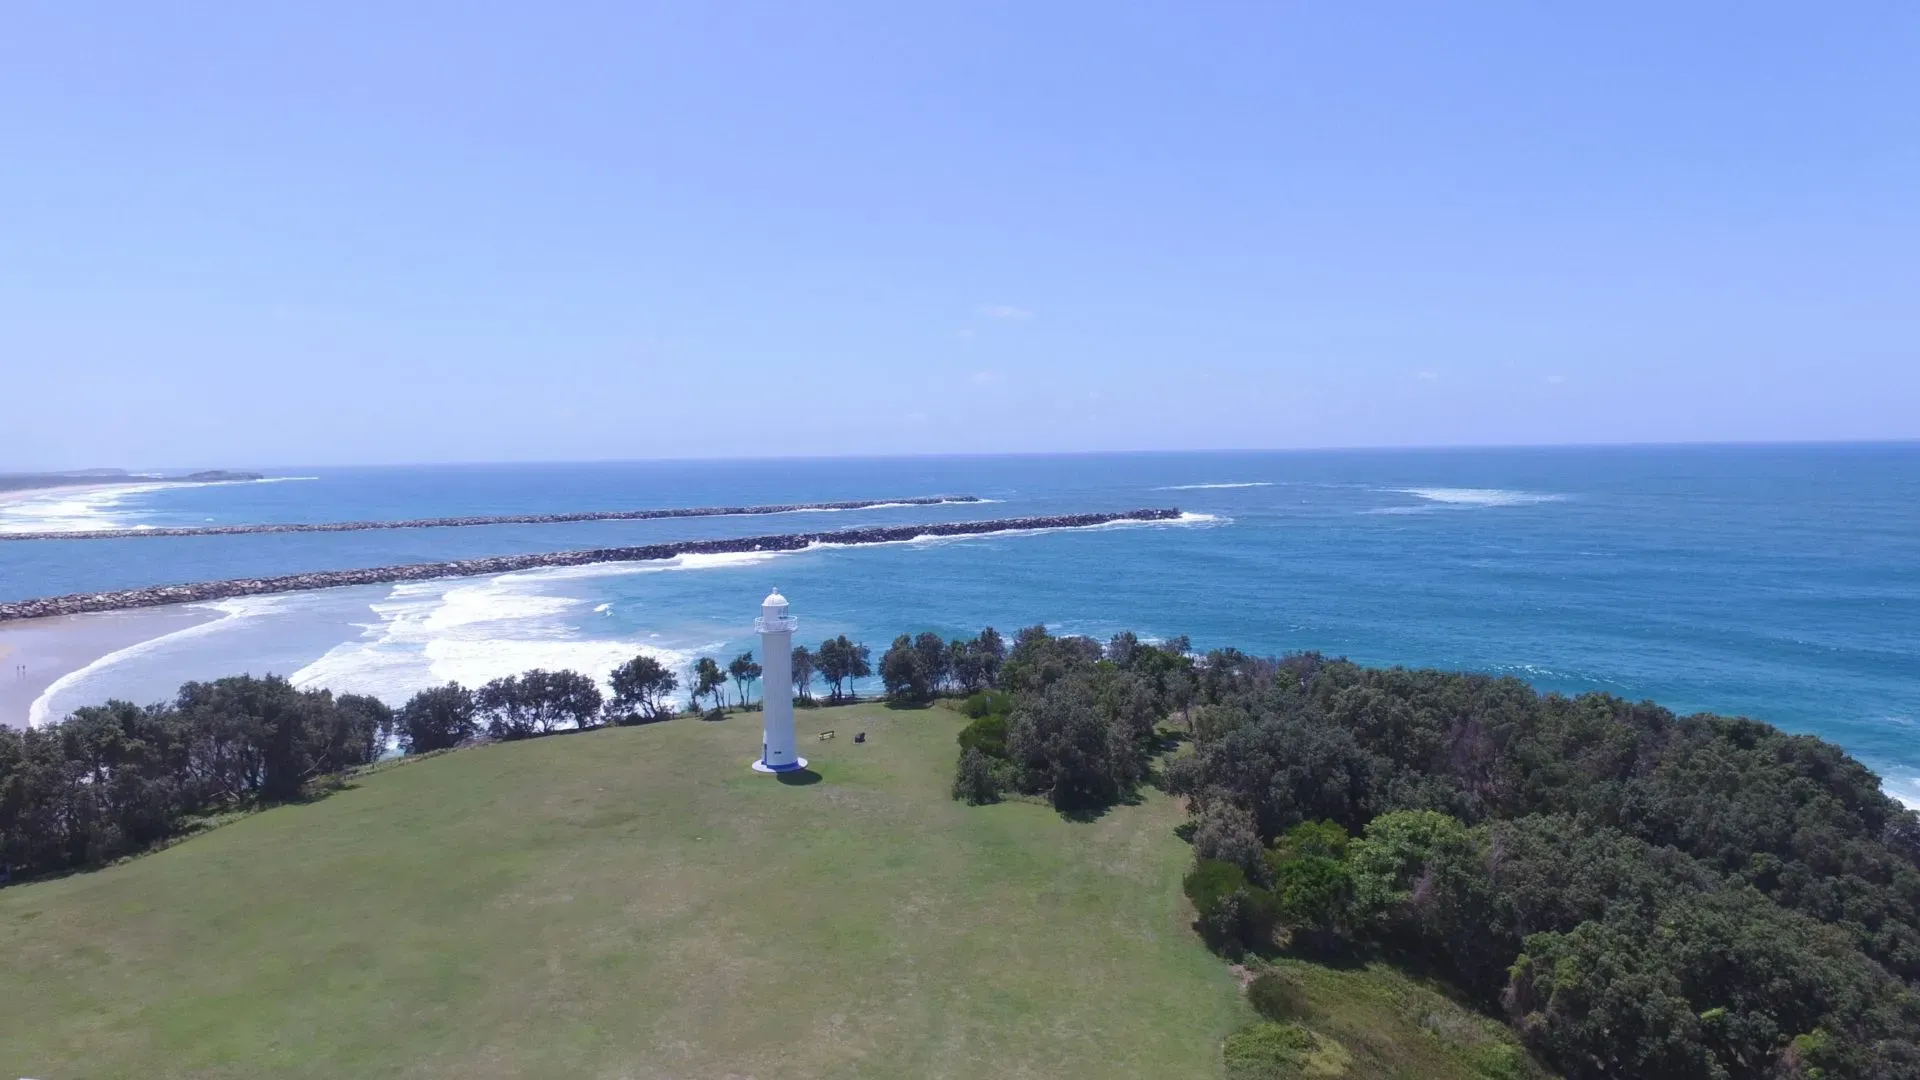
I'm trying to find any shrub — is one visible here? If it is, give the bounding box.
[1185,858,1278,955]
[957,713,1010,759]
[1221,1022,1317,1080]
[1193,801,1265,878]
[702,708,727,722]
[960,689,1012,719]
[1246,971,1307,1023]
[952,748,1003,805]
[1185,858,1250,915]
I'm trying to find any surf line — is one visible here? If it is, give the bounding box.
[0,509,1183,621]
[0,495,987,542]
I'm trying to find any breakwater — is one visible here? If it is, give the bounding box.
[0,509,1182,621]
[0,495,983,542]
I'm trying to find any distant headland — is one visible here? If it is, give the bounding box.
[0,468,264,494]
[0,495,985,542]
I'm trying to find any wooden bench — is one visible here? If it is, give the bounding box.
[817,730,835,740]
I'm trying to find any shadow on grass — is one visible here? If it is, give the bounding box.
[776,768,823,786]
[1056,787,1145,824]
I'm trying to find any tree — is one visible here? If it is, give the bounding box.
[791,645,816,701]
[1006,672,1144,810]
[330,693,393,764]
[845,637,872,696]
[817,635,872,701]
[1192,800,1264,878]
[475,669,604,740]
[949,637,982,691]
[913,632,950,693]
[174,674,339,802]
[881,635,929,702]
[728,651,762,706]
[692,657,727,712]
[606,653,678,724]
[397,683,477,753]
[977,627,1007,685]
[952,748,1002,805]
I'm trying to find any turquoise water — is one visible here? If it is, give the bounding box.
[5,446,1917,805]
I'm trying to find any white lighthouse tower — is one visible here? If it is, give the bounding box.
[751,588,805,774]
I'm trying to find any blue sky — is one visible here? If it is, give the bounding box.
[3,2,1916,469]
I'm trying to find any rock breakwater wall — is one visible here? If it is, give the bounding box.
[0,495,983,542]
[0,509,1182,621]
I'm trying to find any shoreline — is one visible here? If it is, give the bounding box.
[0,510,1183,622]
[0,606,223,728]
[0,494,984,542]
[0,480,152,506]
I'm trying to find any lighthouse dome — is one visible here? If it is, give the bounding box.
[763,588,789,609]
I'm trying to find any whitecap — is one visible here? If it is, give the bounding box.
[1395,487,1566,508]
[1153,482,1273,491]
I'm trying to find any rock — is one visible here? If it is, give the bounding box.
[0,510,1183,622]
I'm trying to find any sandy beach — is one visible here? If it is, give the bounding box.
[0,479,156,504]
[0,606,221,728]
[0,479,172,535]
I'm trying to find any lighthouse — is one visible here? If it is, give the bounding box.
[751,588,805,774]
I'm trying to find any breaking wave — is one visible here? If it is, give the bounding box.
[287,577,696,706]
[1153,482,1272,491]
[26,597,279,725]
[1395,487,1566,507]
[0,476,317,534]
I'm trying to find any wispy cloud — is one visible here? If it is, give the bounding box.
[971,370,1001,386]
[980,305,1034,321]
[1546,374,1568,385]
[1416,370,1440,381]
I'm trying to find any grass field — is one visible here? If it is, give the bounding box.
[0,702,1544,1079]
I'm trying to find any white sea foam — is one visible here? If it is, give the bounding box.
[492,548,791,587]
[1396,487,1566,507]
[1889,779,1920,812]
[1153,482,1273,491]
[287,575,696,704]
[36,512,1212,715]
[0,476,319,533]
[26,597,282,726]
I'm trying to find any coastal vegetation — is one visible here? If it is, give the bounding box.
[945,629,1920,1080]
[7,622,1917,1077]
[0,698,1542,1079]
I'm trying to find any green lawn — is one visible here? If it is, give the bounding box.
[0,704,1246,1078]
[0,702,1548,1079]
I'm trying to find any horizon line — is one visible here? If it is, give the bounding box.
[9,436,1917,476]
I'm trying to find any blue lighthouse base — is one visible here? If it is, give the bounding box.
[751,756,809,774]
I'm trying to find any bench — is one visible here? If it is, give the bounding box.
[817,730,835,740]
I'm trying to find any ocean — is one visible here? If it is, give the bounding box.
[4,446,1916,805]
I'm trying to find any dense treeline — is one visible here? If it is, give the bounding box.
[947,627,1191,809]
[0,631,896,879]
[952,635,1920,1080]
[0,676,393,877]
